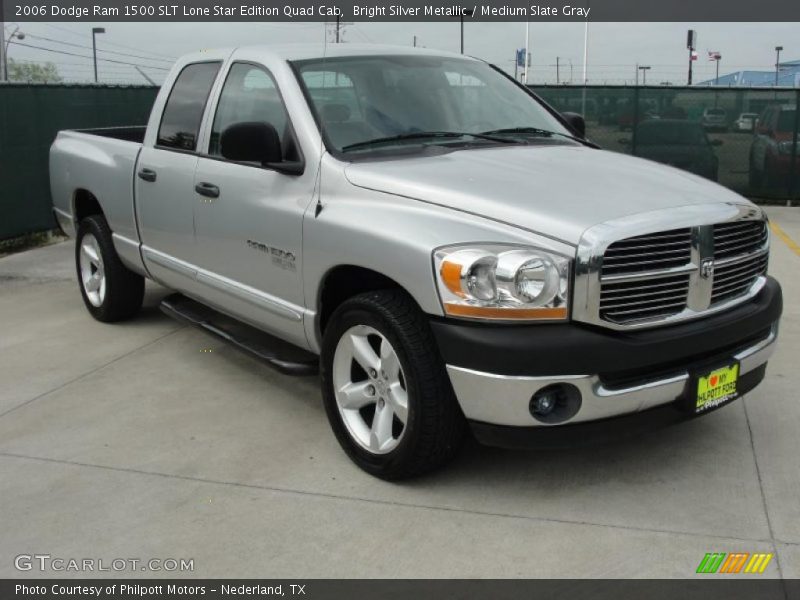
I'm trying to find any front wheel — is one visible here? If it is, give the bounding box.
[76,215,145,322]
[320,290,465,479]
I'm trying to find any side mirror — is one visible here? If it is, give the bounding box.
[221,121,282,163]
[561,111,586,138]
[220,122,304,175]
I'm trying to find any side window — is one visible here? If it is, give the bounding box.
[209,63,290,157]
[157,62,221,151]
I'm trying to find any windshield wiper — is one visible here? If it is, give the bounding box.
[481,127,583,142]
[341,131,521,153]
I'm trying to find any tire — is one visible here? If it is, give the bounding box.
[75,214,144,322]
[320,290,465,480]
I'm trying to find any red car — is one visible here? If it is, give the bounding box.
[749,104,800,193]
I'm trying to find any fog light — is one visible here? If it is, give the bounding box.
[529,383,582,424]
[532,392,557,416]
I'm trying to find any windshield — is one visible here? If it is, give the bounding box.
[292,54,573,156]
[637,122,708,146]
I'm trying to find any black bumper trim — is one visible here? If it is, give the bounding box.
[469,364,767,450]
[431,277,782,377]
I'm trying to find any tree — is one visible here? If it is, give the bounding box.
[7,58,63,83]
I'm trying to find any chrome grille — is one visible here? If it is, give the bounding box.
[600,273,691,322]
[711,253,769,304]
[713,221,768,260]
[599,228,692,323]
[597,219,768,326]
[601,228,692,276]
[711,221,769,304]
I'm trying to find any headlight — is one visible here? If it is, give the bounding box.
[777,141,796,155]
[434,245,571,321]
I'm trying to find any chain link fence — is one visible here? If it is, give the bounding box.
[1,83,798,241]
[532,85,800,203]
[0,84,158,240]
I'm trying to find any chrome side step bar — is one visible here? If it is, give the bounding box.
[159,294,318,376]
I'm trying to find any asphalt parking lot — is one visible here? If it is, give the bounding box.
[1,207,799,579]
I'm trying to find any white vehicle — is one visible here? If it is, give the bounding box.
[50,45,783,479]
[734,112,759,133]
[701,107,728,131]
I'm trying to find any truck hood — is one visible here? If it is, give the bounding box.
[343,145,747,245]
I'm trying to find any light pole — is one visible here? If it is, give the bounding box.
[2,26,25,82]
[775,46,783,86]
[459,8,474,54]
[92,27,105,83]
[638,65,651,85]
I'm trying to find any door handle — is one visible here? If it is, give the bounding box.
[195,182,220,199]
[137,168,157,182]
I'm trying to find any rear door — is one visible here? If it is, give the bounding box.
[136,60,222,290]
[191,61,313,347]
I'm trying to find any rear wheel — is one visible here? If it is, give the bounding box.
[320,290,465,479]
[76,215,144,322]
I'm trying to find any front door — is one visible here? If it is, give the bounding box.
[192,62,313,347]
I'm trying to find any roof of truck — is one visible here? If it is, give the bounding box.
[191,43,475,63]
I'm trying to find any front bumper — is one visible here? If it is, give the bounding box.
[431,277,782,443]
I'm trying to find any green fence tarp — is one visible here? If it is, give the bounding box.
[0,84,158,240]
[1,84,798,241]
[531,85,800,202]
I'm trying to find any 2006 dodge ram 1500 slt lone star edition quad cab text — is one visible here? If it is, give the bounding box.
[50,44,783,479]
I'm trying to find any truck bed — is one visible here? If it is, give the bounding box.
[49,128,145,259]
[73,126,147,144]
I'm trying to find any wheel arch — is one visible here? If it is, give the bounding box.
[316,264,422,338]
[72,189,104,224]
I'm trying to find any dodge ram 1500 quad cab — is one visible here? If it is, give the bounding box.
[50,44,782,479]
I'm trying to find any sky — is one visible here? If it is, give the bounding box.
[3,20,797,85]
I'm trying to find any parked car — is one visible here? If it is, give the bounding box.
[733,112,759,133]
[50,45,782,479]
[750,104,800,193]
[618,108,659,131]
[620,120,721,181]
[701,107,727,131]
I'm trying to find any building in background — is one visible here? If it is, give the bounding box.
[697,59,800,87]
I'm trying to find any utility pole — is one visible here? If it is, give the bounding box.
[639,65,651,85]
[0,21,6,82]
[687,29,697,86]
[556,57,560,84]
[413,35,417,47]
[775,46,783,86]
[92,27,105,83]
[2,26,26,82]
[336,15,340,43]
[523,20,530,82]
[459,8,474,54]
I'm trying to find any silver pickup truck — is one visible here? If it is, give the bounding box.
[50,44,782,479]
